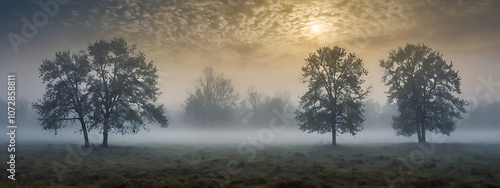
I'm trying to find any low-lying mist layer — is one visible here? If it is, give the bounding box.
[5,126,500,147]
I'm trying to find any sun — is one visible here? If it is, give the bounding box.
[310,24,322,33]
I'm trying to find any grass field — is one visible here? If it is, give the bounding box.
[1,142,499,187]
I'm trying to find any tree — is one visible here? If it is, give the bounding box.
[273,90,292,114]
[184,67,238,126]
[259,91,293,125]
[246,86,262,124]
[88,38,168,147]
[295,46,370,146]
[380,43,467,143]
[244,87,295,127]
[33,50,92,148]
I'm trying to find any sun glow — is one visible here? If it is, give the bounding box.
[310,24,322,33]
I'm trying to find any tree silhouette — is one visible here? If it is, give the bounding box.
[246,86,262,125]
[380,43,467,143]
[245,88,293,127]
[184,67,238,127]
[295,46,370,146]
[33,50,92,148]
[87,38,168,147]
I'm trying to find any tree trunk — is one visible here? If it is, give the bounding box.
[102,129,108,147]
[252,107,257,125]
[79,118,90,148]
[420,105,427,143]
[420,123,426,143]
[331,127,337,146]
[102,117,109,148]
[416,123,422,143]
[331,115,337,147]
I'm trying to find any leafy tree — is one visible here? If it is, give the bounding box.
[33,50,92,148]
[88,38,168,147]
[184,67,238,127]
[295,46,370,146]
[380,43,467,143]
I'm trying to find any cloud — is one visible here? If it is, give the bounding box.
[40,0,499,66]
[59,1,409,55]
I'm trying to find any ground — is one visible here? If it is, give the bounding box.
[0,142,499,187]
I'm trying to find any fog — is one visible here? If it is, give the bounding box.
[4,121,500,147]
[1,97,499,146]
[6,127,500,148]
[0,0,499,147]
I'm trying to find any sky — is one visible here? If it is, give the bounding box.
[1,0,499,113]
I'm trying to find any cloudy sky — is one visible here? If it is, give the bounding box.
[1,0,499,112]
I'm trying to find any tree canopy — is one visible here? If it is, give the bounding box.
[34,38,168,147]
[184,67,238,127]
[88,38,168,147]
[295,46,370,146]
[245,88,293,127]
[380,43,467,143]
[33,50,92,148]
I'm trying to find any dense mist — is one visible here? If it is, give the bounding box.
[2,97,498,146]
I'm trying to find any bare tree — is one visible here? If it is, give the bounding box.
[246,86,262,124]
[185,67,238,126]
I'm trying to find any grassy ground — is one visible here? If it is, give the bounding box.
[0,142,499,187]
